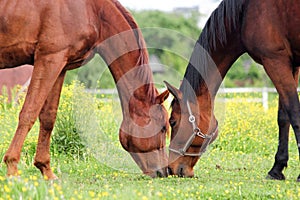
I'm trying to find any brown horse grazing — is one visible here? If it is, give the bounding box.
[166,0,300,181]
[1,0,170,179]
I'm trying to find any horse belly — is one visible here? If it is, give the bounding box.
[0,43,35,69]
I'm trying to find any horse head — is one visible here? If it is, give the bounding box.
[165,81,218,177]
[118,88,170,177]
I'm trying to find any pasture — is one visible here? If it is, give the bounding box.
[0,82,299,199]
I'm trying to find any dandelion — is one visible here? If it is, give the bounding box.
[22,187,27,192]
[30,175,38,181]
[34,181,39,187]
[54,183,62,191]
[102,192,109,197]
[142,196,148,200]
[4,185,11,193]
[88,191,95,198]
[49,188,55,196]
[156,192,163,197]
[0,176,5,181]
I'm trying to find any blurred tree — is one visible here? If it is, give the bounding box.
[224,54,271,87]
[64,9,270,89]
[133,10,201,75]
[65,55,114,89]
[65,9,201,88]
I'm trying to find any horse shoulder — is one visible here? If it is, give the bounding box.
[36,2,99,61]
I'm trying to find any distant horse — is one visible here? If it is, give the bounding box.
[1,0,170,179]
[0,65,33,101]
[166,0,300,181]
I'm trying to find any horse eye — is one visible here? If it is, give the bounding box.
[161,126,167,132]
[169,119,176,127]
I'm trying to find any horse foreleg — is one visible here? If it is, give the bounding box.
[3,51,67,177]
[34,71,66,180]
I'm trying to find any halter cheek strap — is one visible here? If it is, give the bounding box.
[169,100,218,157]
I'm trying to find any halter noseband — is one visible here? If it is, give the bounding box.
[169,100,218,157]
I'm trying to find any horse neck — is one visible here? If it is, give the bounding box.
[194,0,247,88]
[109,53,157,108]
[181,37,244,101]
[94,0,157,108]
[180,25,245,133]
[180,0,249,132]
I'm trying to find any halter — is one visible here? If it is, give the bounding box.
[169,100,218,157]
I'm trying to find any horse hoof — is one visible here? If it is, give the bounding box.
[266,172,285,181]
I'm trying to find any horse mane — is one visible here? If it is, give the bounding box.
[180,0,245,101]
[114,1,156,101]
[199,0,245,53]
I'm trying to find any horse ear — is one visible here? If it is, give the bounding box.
[155,90,169,104]
[164,81,182,100]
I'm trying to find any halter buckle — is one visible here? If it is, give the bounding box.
[189,115,195,123]
[169,100,217,157]
[196,129,206,139]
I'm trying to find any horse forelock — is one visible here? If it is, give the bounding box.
[113,0,156,102]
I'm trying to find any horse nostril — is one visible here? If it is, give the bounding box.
[167,167,173,176]
[179,167,184,177]
[156,170,163,178]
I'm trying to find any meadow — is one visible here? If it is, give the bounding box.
[0,83,300,200]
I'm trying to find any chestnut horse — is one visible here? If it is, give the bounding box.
[1,0,170,179]
[166,0,300,181]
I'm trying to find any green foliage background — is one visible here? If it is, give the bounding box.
[65,10,270,89]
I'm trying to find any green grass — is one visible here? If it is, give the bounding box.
[1,151,299,200]
[1,84,300,199]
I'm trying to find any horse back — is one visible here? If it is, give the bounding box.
[0,0,98,69]
[242,0,300,65]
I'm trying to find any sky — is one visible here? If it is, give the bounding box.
[118,0,221,27]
